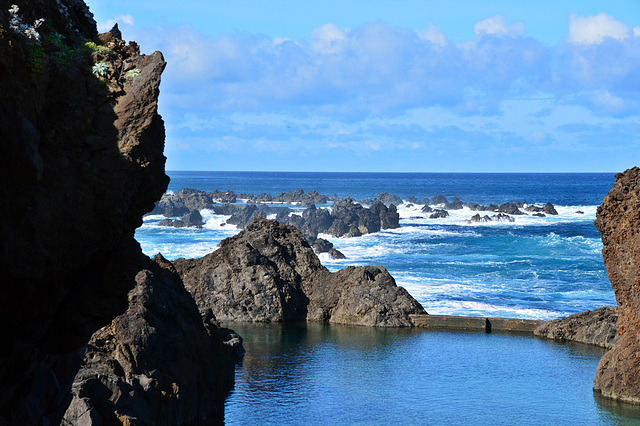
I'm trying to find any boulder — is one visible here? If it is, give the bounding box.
[430,209,449,219]
[211,189,237,203]
[593,167,640,404]
[376,192,403,206]
[431,195,449,206]
[446,197,465,210]
[534,307,618,349]
[498,202,525,215]
[151,188,212,217]
[174,218,425,326]
[306,266,425,327]
[62,255,241,425]
[543,202,559,215]
[158,209,203,228]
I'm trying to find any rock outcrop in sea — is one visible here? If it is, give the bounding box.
[534,307,618,349]
[593,167,640,404]
[173,217,426,327]
[0,3,238,423]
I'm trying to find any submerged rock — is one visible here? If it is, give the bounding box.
[593,167,640,404]
[534,307,618,349]
[174,218,425,326]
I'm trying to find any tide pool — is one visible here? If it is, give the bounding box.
[224,323,640,425]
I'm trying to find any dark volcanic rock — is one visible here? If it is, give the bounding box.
[543,202,559,215]
[226,204,281,228]
[211,189,237,203]
[174,218,314,323]
[174,218,425,326]
[0,4,170,423]
[307,266,424,327]
[376,192,403,206]
[151,188,212,217]
[430,209,449,219]
[328,198,399,237]
[158,209,203,228]
[593,167,640,404]
[534,307,618,349]
[498,202,525,215]
[431,195,449,206]
[421,205,433,213]
[62,255,240,425]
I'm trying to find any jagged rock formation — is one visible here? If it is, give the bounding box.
[0,2,171,423]
[534,307,618,349]
[173,218,426,326]
[62,255,241,425]
[593,167,640,404]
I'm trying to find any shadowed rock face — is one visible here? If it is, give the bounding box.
[174,217,426,327]
[593,167,640,403]
[0,2,168,423]
[62,255,240,425]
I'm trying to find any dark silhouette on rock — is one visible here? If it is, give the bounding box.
[174,218,426,326]
[0,3,238,423]
[159,209,204,228]
[534,307,618,349]
[593,167,640,404]
[62,255,241,424]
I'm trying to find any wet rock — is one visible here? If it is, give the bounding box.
[376,192,403,206]
[430,209,449,219]
[151,188,212,216]
[211,189,237,203]
[158,209,203,228]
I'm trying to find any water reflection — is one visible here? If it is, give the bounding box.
[224,322,640,425]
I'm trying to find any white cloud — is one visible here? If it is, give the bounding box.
[417,23,448,46]
[474,15,525,38]
[311,23,350,54]
[568,13,630,45]
[97,14,134,32]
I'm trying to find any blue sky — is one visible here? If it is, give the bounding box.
[87,1,640,172]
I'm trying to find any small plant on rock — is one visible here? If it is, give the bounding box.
[92,61,109,77]
[125,68,141,79]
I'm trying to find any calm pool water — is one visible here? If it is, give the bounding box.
[224,323,640,425]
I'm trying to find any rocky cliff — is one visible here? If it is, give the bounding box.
[174,217,426,326]
[593,167,640,404]
[0,1,170,423]
[62,255,242,425]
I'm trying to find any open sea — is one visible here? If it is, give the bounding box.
[134,171,640,424]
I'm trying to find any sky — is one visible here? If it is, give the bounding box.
[86,1,640,172]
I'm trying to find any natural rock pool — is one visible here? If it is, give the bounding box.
[224,323,640,424]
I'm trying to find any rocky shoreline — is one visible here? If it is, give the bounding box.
[2,0,638,423]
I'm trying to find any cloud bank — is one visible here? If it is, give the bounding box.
[102,13,640,171]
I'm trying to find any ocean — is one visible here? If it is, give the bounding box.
[137,171,616,320]
[134,171,639,424]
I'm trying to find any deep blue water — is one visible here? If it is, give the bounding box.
[133,171,638,424]
[224,323,640,425]
[138,171,616,320]
[166,171,613,206]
